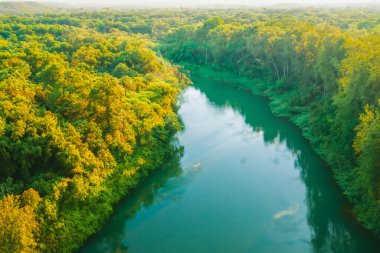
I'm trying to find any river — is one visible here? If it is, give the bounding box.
[79,76,380,253]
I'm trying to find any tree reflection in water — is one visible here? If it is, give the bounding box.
[79,146,185,253]
[192,77,380,253]
[80,77,380,253]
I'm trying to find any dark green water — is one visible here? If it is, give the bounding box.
[80,77,380,253]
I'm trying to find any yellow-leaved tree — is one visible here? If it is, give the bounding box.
[0,189,42,253]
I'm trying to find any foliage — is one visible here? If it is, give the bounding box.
[0,17,188,252]
[160,10,380,236]
[0,189,41,253]
[0,7,379,251]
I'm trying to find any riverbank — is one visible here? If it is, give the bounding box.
[0,18,190,252]
[181,62,312,134]
[80,77,380,253]
[178,61,380,238]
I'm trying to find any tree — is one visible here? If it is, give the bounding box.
[354,102,380,199]
[0,189,41,253]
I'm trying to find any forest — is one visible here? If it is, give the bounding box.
[0,6,379,252]
[0,12,188,252]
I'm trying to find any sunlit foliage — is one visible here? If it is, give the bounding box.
[0,7,379,251]
[0,16,188,252]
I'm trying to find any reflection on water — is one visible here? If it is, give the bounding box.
[80,76,380,253]
[80,152,185,253]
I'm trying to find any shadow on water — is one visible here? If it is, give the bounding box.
[190,76,380,253]
[78,147,185,253]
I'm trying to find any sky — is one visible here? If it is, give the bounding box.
[2,0,377,7]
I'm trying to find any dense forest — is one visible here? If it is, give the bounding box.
[0,6,379,252]
[0,13,188,252]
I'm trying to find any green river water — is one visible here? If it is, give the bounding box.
[79,77,380,253]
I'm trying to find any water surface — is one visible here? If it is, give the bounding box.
[80,77,380,253]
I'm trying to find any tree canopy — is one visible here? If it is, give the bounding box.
[0,7,379,252]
